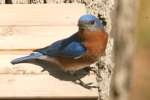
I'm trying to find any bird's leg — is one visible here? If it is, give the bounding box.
[74,79,98,89]
[68,71,98,89]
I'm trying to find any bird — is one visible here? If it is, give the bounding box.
[11,14,108,73]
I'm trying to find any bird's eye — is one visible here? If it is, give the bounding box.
[90,20,95,25]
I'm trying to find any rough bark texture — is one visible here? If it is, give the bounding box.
[110,0,139,100]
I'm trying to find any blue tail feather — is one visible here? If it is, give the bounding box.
[11,52,43,64]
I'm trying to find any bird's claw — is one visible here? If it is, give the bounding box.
[73,79,98,89]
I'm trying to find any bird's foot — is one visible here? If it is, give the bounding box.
[69,71,97,89]
[73,79,98,89]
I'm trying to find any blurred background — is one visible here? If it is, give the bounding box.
[130,0,150,100]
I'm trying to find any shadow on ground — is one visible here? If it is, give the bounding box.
[15,59,96,89]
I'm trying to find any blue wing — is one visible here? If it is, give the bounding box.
[59,41,86,58]
[35,34,86,58]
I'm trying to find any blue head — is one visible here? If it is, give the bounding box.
[78,14,104,31]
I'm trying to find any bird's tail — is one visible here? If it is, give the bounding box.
[11,52,44,64]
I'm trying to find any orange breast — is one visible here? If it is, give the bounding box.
[81,29,108,58]
[55,29,108,71]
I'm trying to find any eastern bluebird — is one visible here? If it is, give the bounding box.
[11,14,108,73]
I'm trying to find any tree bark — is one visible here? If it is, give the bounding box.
[110,0,139,100]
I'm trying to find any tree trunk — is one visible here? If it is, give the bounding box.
[110,0,139,100]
